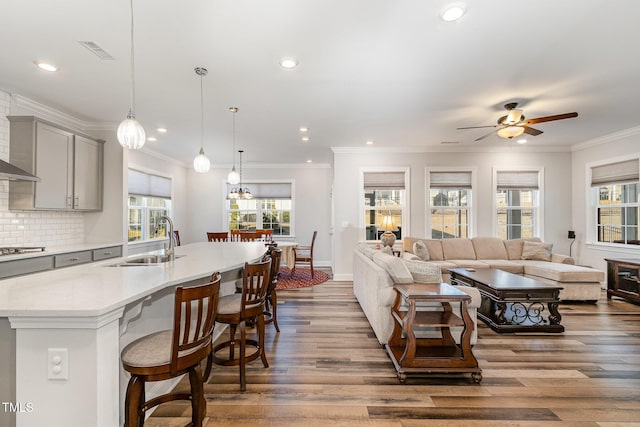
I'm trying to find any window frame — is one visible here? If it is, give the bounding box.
[127,166,174,244]
[586,154,640,250]
[492,167,544,240]
[223,179,295,237]
[426,167,477,239]
[359,167,410,242]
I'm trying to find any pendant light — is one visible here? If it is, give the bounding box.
[227,107,240,184]
[193,67,211,173]
[117,0,146,150]
[228,150,253,199]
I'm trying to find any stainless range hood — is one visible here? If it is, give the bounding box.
[0,158,40,181]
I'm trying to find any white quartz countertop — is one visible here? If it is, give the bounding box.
[0,242,267,318]
[0,242,124,262]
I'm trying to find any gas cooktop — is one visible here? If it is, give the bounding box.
[0,247,46,256]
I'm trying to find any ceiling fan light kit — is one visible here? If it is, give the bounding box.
[457,102,578,142]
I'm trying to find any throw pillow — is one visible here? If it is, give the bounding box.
[401,260,442,283]
[521,241,553,261]
[357,242,377,260]
[380,246,393,256]
[413,240,430,261]
[372,252,413,284]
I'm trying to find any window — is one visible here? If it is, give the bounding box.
[428,170,472,238]
[363,170,407,241]
[226,182,292,236]
[590,158,639,246]
[494,169,542,240]
[127,169,172,242]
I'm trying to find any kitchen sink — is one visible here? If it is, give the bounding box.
[111,254,184,266]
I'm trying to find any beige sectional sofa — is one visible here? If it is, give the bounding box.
[402,237,604,302]
[353,244,481,346]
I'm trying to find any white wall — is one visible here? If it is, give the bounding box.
[332,148,574,280]
[186,164,333,266]
[571,129,640,273]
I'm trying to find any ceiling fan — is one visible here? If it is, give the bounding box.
[457,102,578,142]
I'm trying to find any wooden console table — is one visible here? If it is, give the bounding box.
[605,258,640,305]
[385,283,482,383]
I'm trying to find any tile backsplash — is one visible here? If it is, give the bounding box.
[0,90,85,248]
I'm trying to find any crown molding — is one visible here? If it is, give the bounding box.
[332,144,571,154]
[571,125,640,152]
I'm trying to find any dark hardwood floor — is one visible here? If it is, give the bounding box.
[147,281,640,426]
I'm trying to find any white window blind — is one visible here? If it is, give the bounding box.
[226,182,292,199]
[430,171,472,189]
[591,159,640,187]
[363,172,405,190]
[128,169,172,198]
[496,170,539,190]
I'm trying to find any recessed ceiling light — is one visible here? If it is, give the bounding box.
[299,127,308,132]
[366,140,374,145]
[441,5,466,22]
[517,138,527,144]
[301,136,310,142]
[157,128,167,133]
[306,159,313,163]
[280,57,298,69]
[34,61,58,72]
[147,137,157,142]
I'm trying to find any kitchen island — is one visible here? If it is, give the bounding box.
[0,241,267,427]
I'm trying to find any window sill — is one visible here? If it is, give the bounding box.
[585,242,640,256]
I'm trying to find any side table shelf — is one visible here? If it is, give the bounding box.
[606,258,640,305]
[385,283,482,383]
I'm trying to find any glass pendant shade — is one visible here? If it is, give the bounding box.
[193,147,211,173]
[227,167,240,185]
[117,115,146,149]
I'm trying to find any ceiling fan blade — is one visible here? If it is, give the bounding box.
[457,125,499,130]
[474,130,497,142]
[522,126,543,136]
[525,112,578,125]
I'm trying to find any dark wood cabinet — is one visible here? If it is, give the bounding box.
[606,258,640,305]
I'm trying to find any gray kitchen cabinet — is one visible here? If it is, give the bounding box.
[8,116,104,211]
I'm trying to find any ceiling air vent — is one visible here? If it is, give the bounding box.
[78,41,115,60]
[440,141,460,145]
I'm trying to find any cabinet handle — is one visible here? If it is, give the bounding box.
[67,196,73,208]
[69,257,80,261]
[74,196,79,209]
[103,251,113,255]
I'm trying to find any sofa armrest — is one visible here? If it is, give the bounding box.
[551,253,575,265]
[402,252,420,261]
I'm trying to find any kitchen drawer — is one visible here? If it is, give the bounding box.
[54,251,92,268]
[0,256,54,279]
[92,246,122,261]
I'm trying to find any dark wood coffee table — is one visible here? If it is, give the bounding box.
[449,268,564,333]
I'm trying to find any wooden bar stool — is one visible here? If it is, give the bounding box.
[206,258,271,391]
[121,274,221,427]
[264,247,283,332]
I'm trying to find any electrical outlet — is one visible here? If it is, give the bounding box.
[47,348,68,380]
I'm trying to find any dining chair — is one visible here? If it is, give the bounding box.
[256,229,274,242]
[207,232,229,242]
[121,273,221,427]
[263,246,283,332]
[230,229,242,241]
[206,258,271,391]
[240,231,263,242]
[292,230,317,278]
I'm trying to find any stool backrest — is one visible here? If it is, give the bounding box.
[207,232,229,242]
[265,247,282,296]
[241,258,271,312]
[171,273,221,374]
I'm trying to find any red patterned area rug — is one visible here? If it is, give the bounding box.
[276,267,330,290]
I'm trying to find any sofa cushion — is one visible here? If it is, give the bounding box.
[521,241,553,261]
[442,239,477,260]
[479,259,525,274]
[422,260,458,275]
[404,238,444,261]
[401,259,442,283]
[472,237,508,260]
[503,239,524,260]
[413,240,430,261]
[372,252,413,284]
[523,261,605,283]
[357,242,377,260]
[446,260,491,269]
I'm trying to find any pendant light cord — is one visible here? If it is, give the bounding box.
[128,0,136,118]
[200,72,204,151]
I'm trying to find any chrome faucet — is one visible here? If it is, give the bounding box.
[158,215,175,260]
